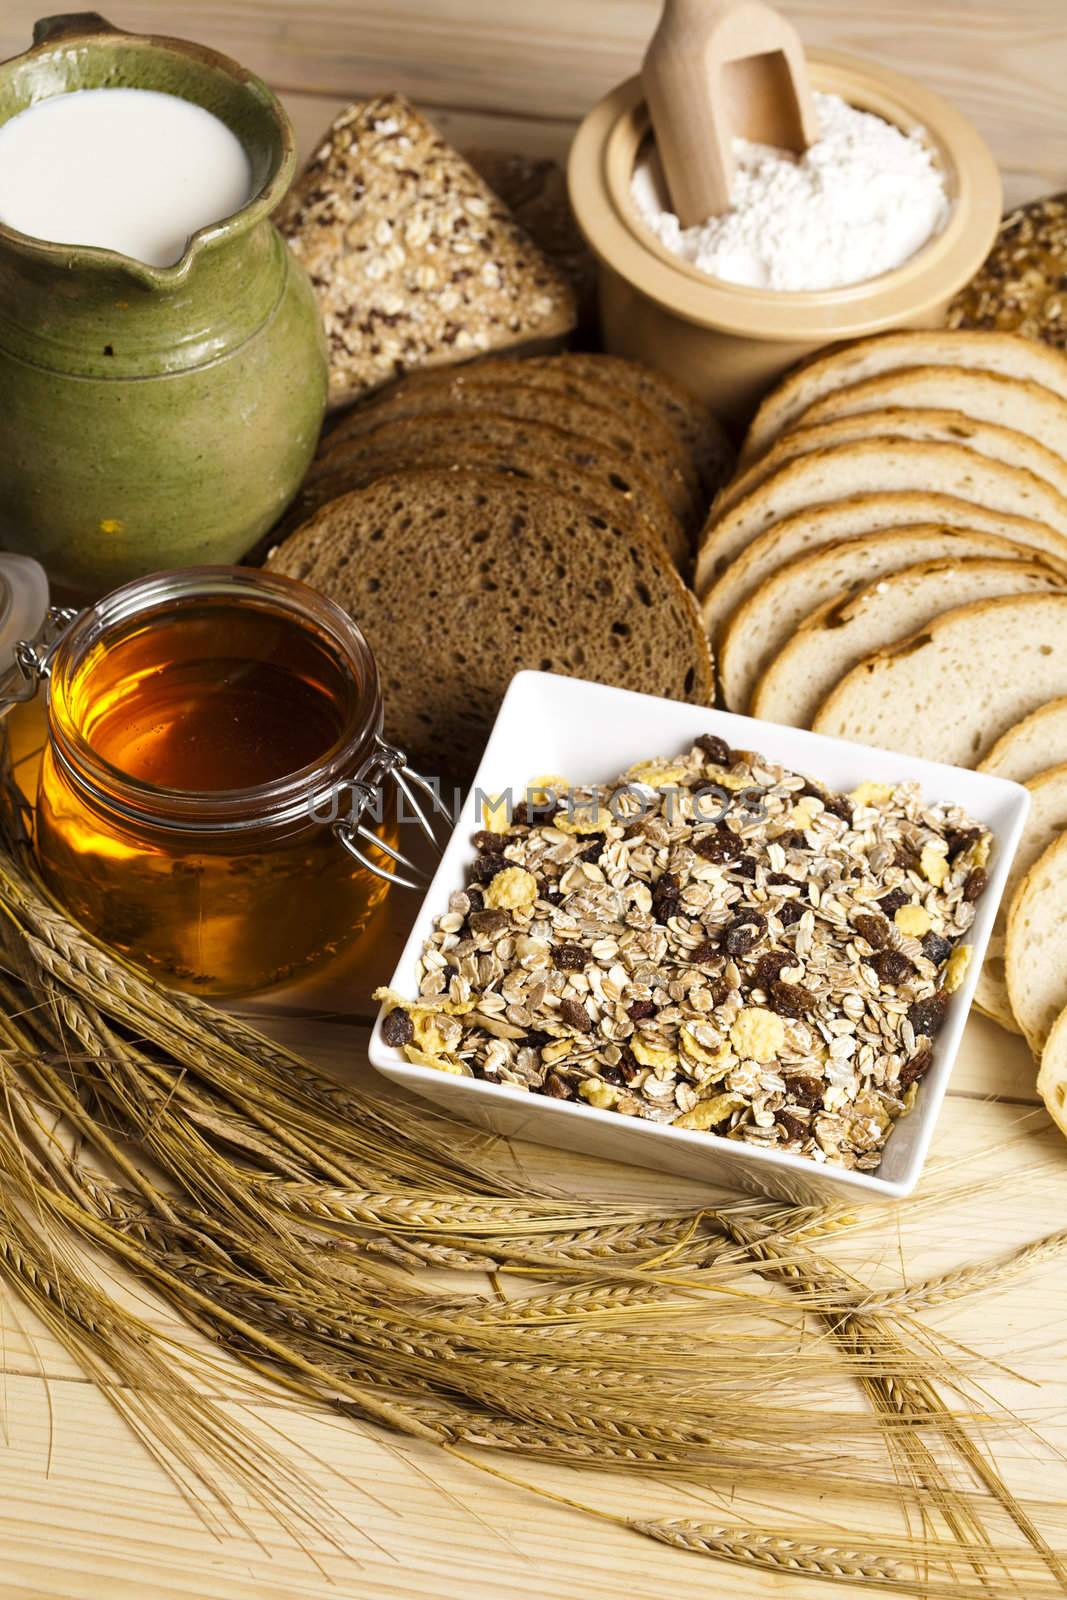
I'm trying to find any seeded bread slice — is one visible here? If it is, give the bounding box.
[265,470,713,780]
[740,331,1067,465]
[973,763,1067,1033]
[290,410,687,566]
[979,698,1067,782]
[1006,829,1067,1053]
[1037,1002,1067,1140]
[811,594,1067,765]
[715,408,1067,517]
[700,494,1066,648]
[325,369,699,529]
[748,556,1064,723]
[796,366,1067,448]
[695,440,1067,600]
[520,352,735,497]
[276,95,576,409]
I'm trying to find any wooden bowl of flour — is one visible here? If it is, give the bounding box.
[568,52,1001,427]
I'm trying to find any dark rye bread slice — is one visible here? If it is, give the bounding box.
[324,366,701,530]
[519,352,735,498]
[296,410,688,565]
[265,471,713,780]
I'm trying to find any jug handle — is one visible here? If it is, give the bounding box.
[33,13,120,45]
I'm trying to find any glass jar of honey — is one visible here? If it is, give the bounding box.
[13,566,431,996]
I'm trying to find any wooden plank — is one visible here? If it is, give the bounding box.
[2,1,1064,188]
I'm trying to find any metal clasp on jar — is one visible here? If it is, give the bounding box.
[333,738,450,892]
[0,605,81,710]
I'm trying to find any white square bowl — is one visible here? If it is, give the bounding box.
[369,672,1030,1204]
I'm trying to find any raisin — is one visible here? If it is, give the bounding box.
[752,951,792,989]
[468,854,506,885]
[785,1074,823,1108]
[722,911,766,955]
[908,991,949,1039]
[733,857,758,880]
[652,871,680,921]
[853,912,890,950]
[615,1045,642,1084]
[878,887,910,916]
[579,840,603,863]
[599,1061,627,1085]
[778,901,804,926]
[559,997,592,1034]
[465,886,485,913]
[768,872,796,886]
[695,829,739,863]
[551,942,589,971]
[696,733,732,765]
[622,820,646,840]
[769,979,816,1018]
[543,1072,573,1099]
[512,798,556,827]
[511,802,529,827]
[689,938,721,964]
[922,932,954,966]
[469,908,510,936]
[823,796,853,824]
[893,844,920,871]
[526,1030,552,1050]
[777,830,808,851]
[627,999,656,1021]
[964,867,988,902]
[898,1045,933,1089]
[541,883,563,904]
[777,1109,810,1142]
[946,825,981,860]
[872,949,913,985]
[471,829,508,854]
[798,779,827,802]
[381,1009,413,1047]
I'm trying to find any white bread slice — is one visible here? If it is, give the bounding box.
[700,494,1067,647]
[979,698,1067,783]
[796,366,1067,450]
[1005,829,1067,1053]
[740,331,1067,465]
[723,534,1060,712]
[811,593,1067,766]
[715,408,1067,518]
[974,762,1067,1033]
[748,557,1065,724]
[695,441,1067,602]
[1037,1003,1067,1140]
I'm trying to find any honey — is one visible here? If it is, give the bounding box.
[34,568,393,995]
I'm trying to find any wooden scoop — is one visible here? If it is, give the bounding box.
[643,0,819,227]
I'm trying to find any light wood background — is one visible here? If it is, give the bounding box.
[2,4,1067,1597]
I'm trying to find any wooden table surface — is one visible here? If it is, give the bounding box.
[1,4,1067,1597]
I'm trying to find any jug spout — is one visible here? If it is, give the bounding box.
[33,14,120,45]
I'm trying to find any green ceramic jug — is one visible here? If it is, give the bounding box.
[0,13,327,597]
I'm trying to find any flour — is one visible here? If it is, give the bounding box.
[631,91,949,292]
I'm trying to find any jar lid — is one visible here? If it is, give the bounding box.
[0,555,49,672]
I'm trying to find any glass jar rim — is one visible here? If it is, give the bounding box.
[45,565,383,834]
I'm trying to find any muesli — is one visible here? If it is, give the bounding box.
[377,737,991,1170]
